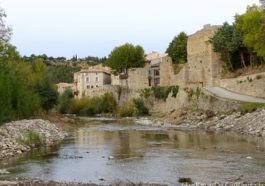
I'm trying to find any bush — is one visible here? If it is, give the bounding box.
[68,93,117,116]
[151,86,179,101]
[240,102,265,114]
[133,98,149,116]
[119,100,134,117]
[57,88,74,114]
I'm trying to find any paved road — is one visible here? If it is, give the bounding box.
[203,87,265,103]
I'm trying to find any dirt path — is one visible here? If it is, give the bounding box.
[203,87,265,103]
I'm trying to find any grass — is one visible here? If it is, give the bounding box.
[239,102,265,114]
[18,130,43,146]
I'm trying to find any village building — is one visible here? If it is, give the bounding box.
[74,68,111,98]
[66,24,225,98]
[56,83,74,95]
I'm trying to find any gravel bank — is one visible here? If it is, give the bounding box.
[135,108,265,138]
[0,119,68,160]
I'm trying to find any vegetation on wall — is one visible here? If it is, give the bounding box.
[151,86,179,101]
[133,98,149,116]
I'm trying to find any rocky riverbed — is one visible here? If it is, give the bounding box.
[0,119,68,161]
[135,108,265,138]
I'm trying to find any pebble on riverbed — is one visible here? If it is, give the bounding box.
[0,169,10,174]
[0,119,68,160]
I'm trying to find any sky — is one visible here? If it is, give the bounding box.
[0,0,261,59]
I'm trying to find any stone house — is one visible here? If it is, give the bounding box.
[74,69,111,98]
[56,83,74,95]
[126,52,174,89]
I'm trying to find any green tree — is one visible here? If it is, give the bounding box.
[210,23,236,71]
[236,5,265,61]
[58,88,73,114]
[106,43,146,75]
[166,32,188,64]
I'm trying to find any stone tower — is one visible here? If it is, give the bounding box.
[186,24,224,86]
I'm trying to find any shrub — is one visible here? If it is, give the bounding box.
[18,130,43,146]
[184,88,194,102]
[239,102,265,114]
[196,87,201,100]
[142,88,151,99]
[152,86,166,100]
[170,86,179,98]
[133,98,149,116]
[151,86,179,101]
[119,100,134,117]
[247,77,253,82]
[57,88,74,114]
[69,97,90,115]
[69,93,117,116]
[256,75,262,80]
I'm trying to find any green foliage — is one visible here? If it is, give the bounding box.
[46,66,81,84]
[106,43,146,75]
[236,5,265,60]
[151,86,167,100]
[58,89,74,114]
[67,93,117,116]
[133,98,149,116]
[166,32,188,64]
[170,86,179,98]
[247,76,253,82]
[141,88,152,99]
[18,130,43,146]
[118,86,122,100]
[210,22,247,71]
[239,102,265,114]
[151,86,179,101]
[195,87,201,100]
[184,88,194,102]
[119,100,134,117]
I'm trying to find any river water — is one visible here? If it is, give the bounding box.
[1,118,265,184]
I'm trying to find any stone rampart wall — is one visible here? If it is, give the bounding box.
[218,72,265,99]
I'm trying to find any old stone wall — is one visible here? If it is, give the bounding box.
[150,85,239,117]
[127,65,150,89]
[218,72,265,98]
[186,24,224,87]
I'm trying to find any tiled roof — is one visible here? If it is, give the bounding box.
[56,83,74,88]
[75,69,111,74]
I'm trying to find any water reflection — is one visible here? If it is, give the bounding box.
[0,119,265,184]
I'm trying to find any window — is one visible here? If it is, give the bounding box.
[95,77,99,82]
[154,78,160,86]
[86,77,90,82]
[154,69,160,76]
[96,85,99,88]
[148,69,152,75]
[87,85,90,89]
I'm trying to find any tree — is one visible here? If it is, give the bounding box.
[166,32,188,64]
[210,23,236,71]
[236,5,265,61]
[106,43,146,75]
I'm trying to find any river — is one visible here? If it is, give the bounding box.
[1,118,265,184]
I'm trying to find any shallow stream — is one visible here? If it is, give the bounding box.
[1,118,265,184]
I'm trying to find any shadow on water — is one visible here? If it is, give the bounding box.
[1,118,265,184]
